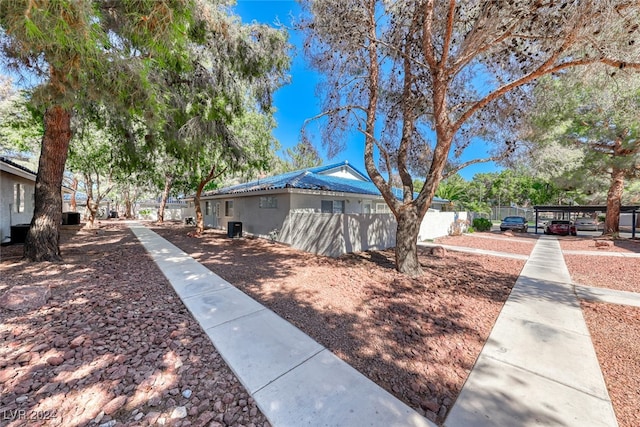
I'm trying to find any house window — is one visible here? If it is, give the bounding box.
[225,200,234,216]
[259,196,278,209]
[205,201,211,215]
[14,183,25,213]
[376,203,391,213]
[321,200,345,214]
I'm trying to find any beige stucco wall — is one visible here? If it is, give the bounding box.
[208,193,291,237]
[1,171,35,243]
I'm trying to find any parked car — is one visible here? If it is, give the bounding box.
[574,218,600,231]
[500,216,528,232]
[536,219,550,229]
[544,220,577,236]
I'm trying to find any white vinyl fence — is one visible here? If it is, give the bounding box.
[274,210,470,257]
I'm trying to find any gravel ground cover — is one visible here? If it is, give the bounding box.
[564,255,640,293]
[434,232,536,255]
[559,236,640,252]
[581,302,640,427]
[1,222,638,426]
[0,223,269,427]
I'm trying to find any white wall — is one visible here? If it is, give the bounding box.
[1,172,35,243]
[137,203,186,221]
[197,193,291,236]
[279,212,397,257]
[419,211,469,241]
[620,213,640,228]
[290,192,370,214]
[321,167,367,181]
[193,191,468,257]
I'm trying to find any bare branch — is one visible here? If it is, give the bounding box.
[442,155,506,180]
[439,0,457,68]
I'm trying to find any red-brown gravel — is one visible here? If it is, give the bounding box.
[0,223,269,427]
[435,232,536,256]
[581,302,640,427]
[564,256,640,293]
[559,236,640,253]
[1,221,638,426]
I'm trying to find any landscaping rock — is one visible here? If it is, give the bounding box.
[46,356,64,366]
[0,285,50,311]
[595,240,613,249]
[430,246,447,257]
[103,395,127,415]
[171,406,188,419]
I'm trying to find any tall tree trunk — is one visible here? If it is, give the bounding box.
[84,174,98,228]
[395,206,422,277]
[603,168,624,235]
[123,186,133,219]
[125,200,133,219]
[70,177,78,212]
[194,179,206,235]
[24,106,72,262]
[157,174,173,224]
[193,165,224,235]
[86,200,99,228]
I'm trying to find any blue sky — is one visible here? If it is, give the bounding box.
[1,1,500,181]
[234,0,503,181]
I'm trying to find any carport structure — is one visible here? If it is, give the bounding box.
[533,205,639,238]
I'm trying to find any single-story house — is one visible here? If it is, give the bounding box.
[1,156,37,243]
[185,161,458,256]
[1,156,75,244]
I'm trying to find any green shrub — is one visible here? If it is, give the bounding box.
[472,217,492,232]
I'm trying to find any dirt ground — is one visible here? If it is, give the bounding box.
[1,222,638,426]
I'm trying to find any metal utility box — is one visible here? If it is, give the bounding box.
[227,221,242,238]
[62,212,81,225]
[10,224,30,244]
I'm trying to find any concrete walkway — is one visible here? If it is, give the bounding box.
[445,236,618,427]
[575,284,640,308]
[130,222,633,427]
[129,223,434,427]
[419,242,529,260]
[563,250,640,257]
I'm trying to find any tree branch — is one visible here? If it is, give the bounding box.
[421,1,439,69]
[442,155,506,180]
[439,0,457,68]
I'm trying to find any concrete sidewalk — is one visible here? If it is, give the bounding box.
[418,242,529,260]
[445,236,617,427]
[576,284,640,308]
[129,223,434,427]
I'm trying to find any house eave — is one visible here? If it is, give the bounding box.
[0,162,37,181]
[195,187,387,201]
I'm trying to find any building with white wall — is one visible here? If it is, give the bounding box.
[1,157,37,243]
[185,161,452,256]
[1,157,74,244]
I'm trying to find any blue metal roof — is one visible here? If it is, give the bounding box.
[206,161,448,203]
